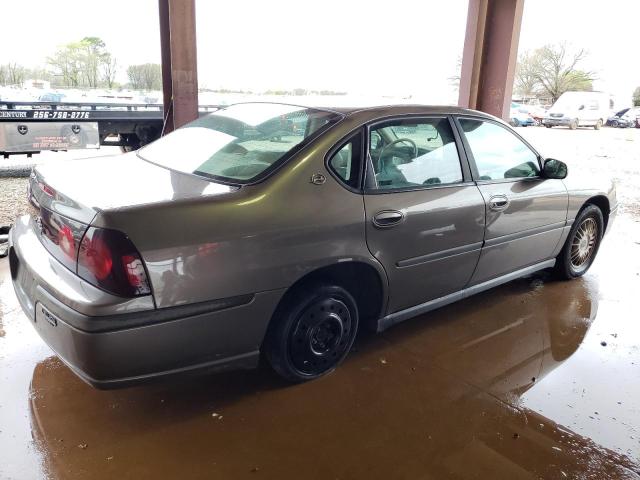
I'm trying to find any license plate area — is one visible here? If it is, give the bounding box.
[38,304,59,328]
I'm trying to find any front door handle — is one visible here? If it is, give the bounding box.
[373,210,404,228]
[489,195,510,211]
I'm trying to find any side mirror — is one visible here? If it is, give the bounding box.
[542,158,568,179]
[579,105,585,111]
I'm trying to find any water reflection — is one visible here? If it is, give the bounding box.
[28,273,639,479]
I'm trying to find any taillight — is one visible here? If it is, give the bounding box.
[78,227,151,297]
[36,209,85,272]
[58,225,76,261]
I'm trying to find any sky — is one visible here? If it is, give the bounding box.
[0,0,638,105]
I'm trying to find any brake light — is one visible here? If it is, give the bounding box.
[57,225,76,261]
[80,233,113,280]
[78,227,151,297]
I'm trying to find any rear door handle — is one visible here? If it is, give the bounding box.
[489,195,510,211]
[373,210,404,228]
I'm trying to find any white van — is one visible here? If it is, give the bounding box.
[543,91,611,130]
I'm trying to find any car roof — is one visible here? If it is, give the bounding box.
[337,104,501,124]
[221,102,501,124]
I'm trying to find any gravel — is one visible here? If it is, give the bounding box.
[0,177,29,227]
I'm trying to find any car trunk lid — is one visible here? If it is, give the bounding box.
[29,152,239,224]
[27,152,238,271]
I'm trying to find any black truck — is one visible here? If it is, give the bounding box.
[0,100,218,157]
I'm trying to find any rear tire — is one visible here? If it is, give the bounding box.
[594,119,603,130]
[263,283,359,382]
[545,124,552,128]
[554,204,604,280]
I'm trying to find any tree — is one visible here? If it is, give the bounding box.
[514,52,539,98]
[515,43,595,103]
[633,87,640,107]
[47,37,116,88]
[448,56,462,90]
[79,37,107,88]
[127,63,162,90]
[0,63,27,86]
[101,54,118,89]
[47,41,84,87]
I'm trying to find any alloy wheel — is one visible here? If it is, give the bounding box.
[570,217,598,273]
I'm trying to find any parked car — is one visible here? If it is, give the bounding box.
[521,104,547,124]
[612,107,640,128]
[606,108,630,127]
[9,103,618,388]
[543,91,610,129]
[509,103,536,127]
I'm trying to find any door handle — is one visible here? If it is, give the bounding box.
[373,210,404,228]
[489,195,510,211]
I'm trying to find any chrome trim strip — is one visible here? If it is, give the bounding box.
[484,222,566,248]
[397,241,483,268]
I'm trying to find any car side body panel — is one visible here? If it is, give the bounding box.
[364,185,485,313]
[92,114,388,312]
[470,179,568,284]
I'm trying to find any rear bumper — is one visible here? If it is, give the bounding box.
[9,216,284,389]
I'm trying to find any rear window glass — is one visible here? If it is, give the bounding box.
[138,103,342,183]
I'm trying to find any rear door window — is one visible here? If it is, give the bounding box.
[328,133,362,189]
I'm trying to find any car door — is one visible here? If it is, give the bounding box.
[363,116,486,314]
[455,117,569,285]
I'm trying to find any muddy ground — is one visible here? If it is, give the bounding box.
[0,127,639,479]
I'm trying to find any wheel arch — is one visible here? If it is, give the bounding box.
[585,195,610,232]
[270,261,388,333]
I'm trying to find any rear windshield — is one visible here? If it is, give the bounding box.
[137,103,343,183]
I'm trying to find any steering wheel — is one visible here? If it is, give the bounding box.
[377,138,418,171]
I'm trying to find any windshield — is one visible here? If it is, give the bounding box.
[138,103,343,183]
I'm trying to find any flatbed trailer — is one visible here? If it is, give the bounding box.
[0,100,219,157]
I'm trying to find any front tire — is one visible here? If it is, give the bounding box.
[263,283,359,382]
[569,119,579,130]
[594,119,603,130]
[554,204,604,279]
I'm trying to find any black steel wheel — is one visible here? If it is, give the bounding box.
[264,283,359,382]
[554,204,604,279]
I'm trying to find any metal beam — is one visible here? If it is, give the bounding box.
[158,0,198,134]
[458,0,524,120]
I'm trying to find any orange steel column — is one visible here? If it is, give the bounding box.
[159,0,198,134]
[458,0,524,120]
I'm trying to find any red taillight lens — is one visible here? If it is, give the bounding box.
[78,227,151,297]
[37,209,85,272]
[57,225,76,261]
[80,233,113,280]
